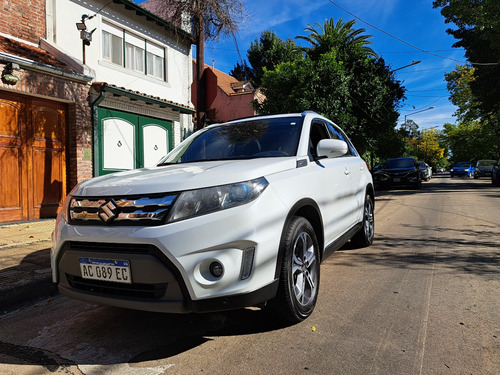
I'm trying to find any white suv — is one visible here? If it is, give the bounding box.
[51,111,374,323]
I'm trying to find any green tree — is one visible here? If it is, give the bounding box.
[296,18,377,61]
[231,30,302,87]
[433,0,500,124]
[406,128,445,167]
[443,121,499,162]
[445,64,480,122]
[229,60,254,82]
[444,64,500,159]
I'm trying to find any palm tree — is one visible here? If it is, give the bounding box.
[296,18,377,60]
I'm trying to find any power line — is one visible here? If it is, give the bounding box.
[407,95,450,98]
[327,0,498,66]
[381,49,456,54]
[411,89,449,92]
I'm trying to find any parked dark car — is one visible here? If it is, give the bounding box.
[474,160,496,179]
[373,157,421,189]
[491,159,500,186]
[370,163,383,175]
[450,162,474,177]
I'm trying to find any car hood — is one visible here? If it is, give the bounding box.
[74,158,298,196]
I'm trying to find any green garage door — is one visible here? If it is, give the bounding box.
[96,108,173,176]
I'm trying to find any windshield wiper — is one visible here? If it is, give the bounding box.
[158,158,231,166]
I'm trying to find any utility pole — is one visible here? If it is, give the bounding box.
[195,2,205,132]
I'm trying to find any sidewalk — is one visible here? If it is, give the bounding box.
[0,219,56,312]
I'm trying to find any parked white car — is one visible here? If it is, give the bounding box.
[51,111,375,323]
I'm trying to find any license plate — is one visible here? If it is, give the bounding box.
[79,258,132,284]
[393,178,401,182]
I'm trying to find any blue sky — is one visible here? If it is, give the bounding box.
[137,0,466,129]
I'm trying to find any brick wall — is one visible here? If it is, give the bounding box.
[0,0,46,44]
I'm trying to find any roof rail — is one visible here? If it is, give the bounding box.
[301,110,318,117]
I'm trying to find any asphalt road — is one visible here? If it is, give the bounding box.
[0,175,499,375]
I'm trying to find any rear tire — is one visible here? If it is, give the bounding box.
[351,194,375,248]
[266,217,320,323]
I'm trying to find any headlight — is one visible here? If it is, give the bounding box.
[61,184,81,222]
[167,177,269,222]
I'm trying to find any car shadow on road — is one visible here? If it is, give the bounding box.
[0,291,295,369]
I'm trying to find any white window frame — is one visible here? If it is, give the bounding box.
[146,41,166,81]
[102,22,123,66]
[125,32,145,73]
[101,21,167,82]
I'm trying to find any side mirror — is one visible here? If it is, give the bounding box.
[316,139,348,158]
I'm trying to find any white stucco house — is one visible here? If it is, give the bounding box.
[46,0,195,176]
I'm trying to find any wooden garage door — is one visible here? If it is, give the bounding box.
[0,92,66,223]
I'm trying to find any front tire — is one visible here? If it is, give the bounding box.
[267,217,320,323]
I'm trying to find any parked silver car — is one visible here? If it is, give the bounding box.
[417,161,432,181]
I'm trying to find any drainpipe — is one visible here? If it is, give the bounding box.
[91,90,107,177]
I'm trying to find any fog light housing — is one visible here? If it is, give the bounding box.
[209,261,224,278]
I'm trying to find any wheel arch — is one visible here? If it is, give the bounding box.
[366,183,375,209]
[273,198,324,280]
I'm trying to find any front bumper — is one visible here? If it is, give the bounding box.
[475,170,492,177]
[51,188,286,313]
[375,172,419,187]
[450,169,470,176]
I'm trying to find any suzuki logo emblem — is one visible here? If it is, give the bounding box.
[98,200,118,223]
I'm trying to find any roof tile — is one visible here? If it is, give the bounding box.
[0,35,74,72]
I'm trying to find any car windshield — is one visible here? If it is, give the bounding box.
[476,160,496,166]
[158,117,304,164]
[384,158,414,169]
[454,162,471,167]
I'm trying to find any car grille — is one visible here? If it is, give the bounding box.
[68,193,177,226]
[68,241,153,253]
[388,171,409,177]
[66,274,167,299]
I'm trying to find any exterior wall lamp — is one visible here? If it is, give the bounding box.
[1,62,21,85]
[76,14,96,64]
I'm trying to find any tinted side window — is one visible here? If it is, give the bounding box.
[309,121,331,157]
[326,122,356,156]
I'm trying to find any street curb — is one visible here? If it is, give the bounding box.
[0,276,58,313]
